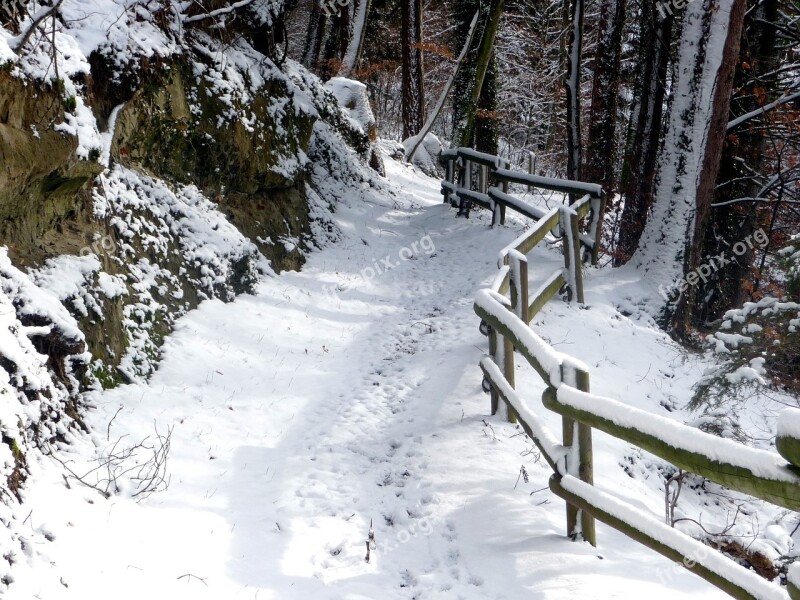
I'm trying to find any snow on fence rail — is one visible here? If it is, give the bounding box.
[439,152,800,600]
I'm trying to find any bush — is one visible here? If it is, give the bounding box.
[692,297,800,417]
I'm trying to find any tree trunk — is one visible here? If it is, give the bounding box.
[696,0,779,322]
[615,5,674,265]
[405,9,481,162]
[302,2,329,72]
[452,0,505,149]
[564,0,584,187]
[401,0,425,139]
[475,53,499,155]
[339,0,372,77]
[632,0,748,335]
[320,5,352,79]
[584,0,625,194]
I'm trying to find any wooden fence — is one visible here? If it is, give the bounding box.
[440,148,800,600]
[440,147,604,265]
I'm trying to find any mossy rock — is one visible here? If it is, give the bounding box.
[0,72,103,266]
[112,62,316,271]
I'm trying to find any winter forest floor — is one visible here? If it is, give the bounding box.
[14,159,756,599]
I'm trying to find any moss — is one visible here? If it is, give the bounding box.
[63,95,77,114]
[0,71,103,267]
[112,61,317,272]
[90,364,125,390]
[1,433,27,502]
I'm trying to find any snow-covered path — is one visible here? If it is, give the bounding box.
[16,160,734,599]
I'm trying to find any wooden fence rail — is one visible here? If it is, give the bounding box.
[439,148,800,600]
[440,148,604,264]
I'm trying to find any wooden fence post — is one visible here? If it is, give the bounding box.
[489,327,499,415]
[559,364,596,546]
[459,158,472,217]
[443,157,455,204]
[500,160,509,225]
[560,207,585,303]
[509,250,529,325]
[501,254,519,425]
[527,151,536,191]
[590,193,605,266]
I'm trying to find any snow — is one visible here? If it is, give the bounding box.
[402,133,442,176]
[790,563,800,588]
[559,476,789,600]
[778,408,800,440]
[2,5,797,595]
[4,159,777,599]
[99,103,125,168]
[725,358,766,385]
[339,0,369,75]
[475,288,564,383]
[0,30,15,64]
[633,0,742,310]
[480,356,566,469]
[556,384,800,483]
[327,77,376,136]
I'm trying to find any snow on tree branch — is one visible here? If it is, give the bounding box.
[183,0,257,24]
[11,0,64,52]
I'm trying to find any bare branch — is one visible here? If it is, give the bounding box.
[727,90,800,131]
[183,0,256,24]
[12,0,65,53]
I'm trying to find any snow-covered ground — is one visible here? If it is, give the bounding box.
[9,159,789,599]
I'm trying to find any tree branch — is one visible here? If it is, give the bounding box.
[727,90,800,131]
[12,0,65,53]
[183,0,257,24]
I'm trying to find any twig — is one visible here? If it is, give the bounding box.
[107,406,124,441]
[177,573,208,586]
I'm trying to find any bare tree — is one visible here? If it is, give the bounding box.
[584,0,625,194]
[452,0,505,150]
[339,0,372,77]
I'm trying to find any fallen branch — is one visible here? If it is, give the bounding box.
[404,8,480,163]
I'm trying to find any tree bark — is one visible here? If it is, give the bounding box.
[301,2,328,73]
[401,0,425,139]
[632,0,748,335]
[452,0,505,150]
[475,52,499,155]
[320,4,351,79]
[615,6,673,265]
[696,0,779,322]
[339,0,372,77]
[584,0,625,194]
[564,0,584,188]
[405,9,481,162]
